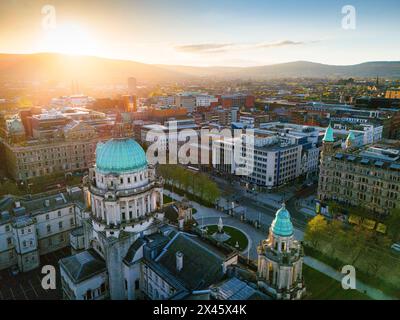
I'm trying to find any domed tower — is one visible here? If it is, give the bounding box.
[86,138,164,238]
[83,137,164,299]
[257,203,305,300]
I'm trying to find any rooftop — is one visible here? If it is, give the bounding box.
[333,142,400,171]
[96,138,147,174]
[211,277,271,300]
[0,189,84,225]
[154,232,228,291]
[59,249,106,284]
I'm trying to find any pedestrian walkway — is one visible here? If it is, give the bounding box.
[304,256,397,300]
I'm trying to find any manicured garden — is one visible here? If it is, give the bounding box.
[204,225,249,251]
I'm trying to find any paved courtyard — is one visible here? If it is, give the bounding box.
[0,247,70,300]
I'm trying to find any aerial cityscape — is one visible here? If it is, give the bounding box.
[0,0,399,306]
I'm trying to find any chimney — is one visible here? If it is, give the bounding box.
[176,251,183,272]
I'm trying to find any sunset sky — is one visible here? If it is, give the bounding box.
[1,0,399,67]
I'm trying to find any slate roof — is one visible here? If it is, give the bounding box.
[0,190,84,225]
[59,249,106,284]
[155,233,226,291]
[124,238,146,264]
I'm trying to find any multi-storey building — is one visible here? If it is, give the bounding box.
[140,119,199,154]
[2,121,101,181]
[0,188,85,271]
[219,94,255,109]
[195,95,218,107]
[175,93,197,113]
[385,89,400,99]
[213,128,320,189]
[318,125,400,218]
[300,101,400,139]
[194,107,236,127]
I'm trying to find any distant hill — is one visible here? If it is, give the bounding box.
[226,61,400,79]
[0,53,399,83]
[0,53,188,84]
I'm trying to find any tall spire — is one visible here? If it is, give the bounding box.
[323,123,334,143]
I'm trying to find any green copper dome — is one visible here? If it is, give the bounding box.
[96,138,147,174]
[323,124,334,143]
[271,204,294,237]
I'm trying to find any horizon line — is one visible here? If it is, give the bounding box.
[1,51,400,69]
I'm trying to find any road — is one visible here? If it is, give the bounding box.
[210,173,314,229]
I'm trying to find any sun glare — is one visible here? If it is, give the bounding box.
[40,23,97,56]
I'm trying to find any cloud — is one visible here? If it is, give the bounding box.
[175,43,233,54]
[175,40,320,54]
[256,40,305,48]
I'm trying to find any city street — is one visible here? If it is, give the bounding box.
[209,173,316,227]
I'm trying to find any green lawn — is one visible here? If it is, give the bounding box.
[205,225,249,251]
[303,265,370,300]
